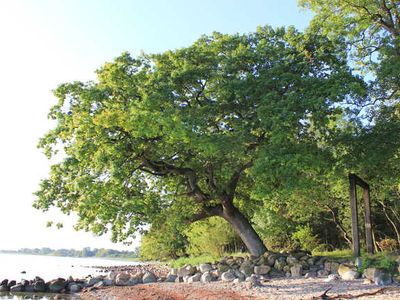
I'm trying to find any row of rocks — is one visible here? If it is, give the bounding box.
[0,277,84,294]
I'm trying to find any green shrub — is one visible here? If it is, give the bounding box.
[292,225,319,252]
[359,253,397,274]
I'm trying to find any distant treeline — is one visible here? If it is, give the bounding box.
[0,247,139,258]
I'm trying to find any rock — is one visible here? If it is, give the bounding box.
[305,271,317,278]
[286,255,298,265]
[10,284,24,292]
[217,263,230,273]
[324,261,340,274]
[183,275,190,283]
[221,270,236,282]
[283,265,291,273]
[267,255,277,267]
[86,276,103,287]
[187,273,202,283]
[317,269,329,277]
[338,264,359,280]
[245,274,261,288]
[169,268,178,276]
[355,257,362,268]
[199,263,213,273]
[274,257,287,271]
[165,274,178,282]
[177,265,196,277]
[103,279,113,286]
[363,278,374,285]
[142,271,157,284]
[115,273,131,286]
[239,260,254,276]
[324,274,340,282]
[7,280,16,289]
[307,257,317,266]
[24,284,35,292]
[200,272,213,283]
[0,279,7,286]
[175,276,183,283]
[290,264,303,278]
[48,278,67,293]
[364,268,393,286]
[254,265,271,275]
[93,281,104,288]
[34,280,47,292]
[69,284,82,293]
[233,269,246,281]
[106,271,118,281]
[0,285,9,292]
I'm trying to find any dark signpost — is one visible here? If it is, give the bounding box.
[349,173,374,257]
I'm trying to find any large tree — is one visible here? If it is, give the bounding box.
[35,26,364,256]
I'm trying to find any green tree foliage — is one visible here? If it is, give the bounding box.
[185,217,240,257]
[35,26,365,256]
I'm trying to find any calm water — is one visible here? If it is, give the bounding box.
[0,253,140,300]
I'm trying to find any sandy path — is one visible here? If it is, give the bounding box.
[81,278,400,300]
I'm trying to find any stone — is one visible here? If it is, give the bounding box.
[217,263,230,273]
[7,280,16,289]
[170,268,178,276]
[201,272,213,283]
[0,279,8,286]
[363,278,374,285]
[233,269,246,281]
[142,271,157,284]
[34,280,47,292]
[106,271,118,281]
[267,255,277,267]
[175,276,183,283]
[103,279,113,286]
[283,265,291,273]
[221,270,236,282]
[324,261,340,274]
[290,264,303,278]
[93,281,104,288]
[307,257,317,266]
[286,255,298,265]
[0,285,9,292]
[324,274,340,282]
[86,276,103,287]
[317,269,329,277]
[254,265,271,275]
[239,260,254,276]
[69,284,82,293]
[115,272,131,286]
[355,257,362,268]
[363,268,392,286]
[10,284,24,292]
[338,264,359,280]
[274,257,287,271]
[48,278,67,293]
[24,284,35,292]
[199,263,213,273]
[177,265,196,277]
[187,273,202,283]
[305,271,317,279]
[245,274,261,288]
[165,274,178,282]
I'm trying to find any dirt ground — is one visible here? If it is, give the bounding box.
[80,278,400,300]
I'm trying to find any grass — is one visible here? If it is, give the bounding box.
[312,249,353,260]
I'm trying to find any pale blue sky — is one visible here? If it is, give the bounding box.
[0,1,311,251]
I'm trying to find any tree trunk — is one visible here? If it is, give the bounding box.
[218,202,267,257]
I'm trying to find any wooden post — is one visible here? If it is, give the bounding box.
[349,174,360,257]
[363,187,374,254]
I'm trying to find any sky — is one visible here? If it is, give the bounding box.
[0,0,312,251]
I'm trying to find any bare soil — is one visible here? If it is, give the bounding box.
[81,278,400,300]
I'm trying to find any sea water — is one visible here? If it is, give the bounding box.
[0,253,139,299]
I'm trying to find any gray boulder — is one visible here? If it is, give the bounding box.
[69,284,82,293]
[48,278,67,293]
[24,284,35,292]
[221,270,236,282]
[10,284,24,292]
[239,260,254,276]
[86,276,103,287]
[177,265,196,277]
[364,268,393,286]
[199,263,213,273]
[286,255,298,265]
[290,264,303,277]
[200,272,213,283]
[115,273,131,286]
[187,273,202,283]
[142,271,157,284]
[7,280,16,289]
[0,285,8,292]
[165,274,178,282]
[34,280,47,292]
[254,265,271,275]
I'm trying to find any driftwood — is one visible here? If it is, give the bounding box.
[311,287,387,299]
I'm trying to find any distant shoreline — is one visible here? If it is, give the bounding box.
[0,248,139,261]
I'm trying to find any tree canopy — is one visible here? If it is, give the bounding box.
[35,26,365,256]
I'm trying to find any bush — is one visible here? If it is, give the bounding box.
[292,225,319,252]
[185,217,239,257]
